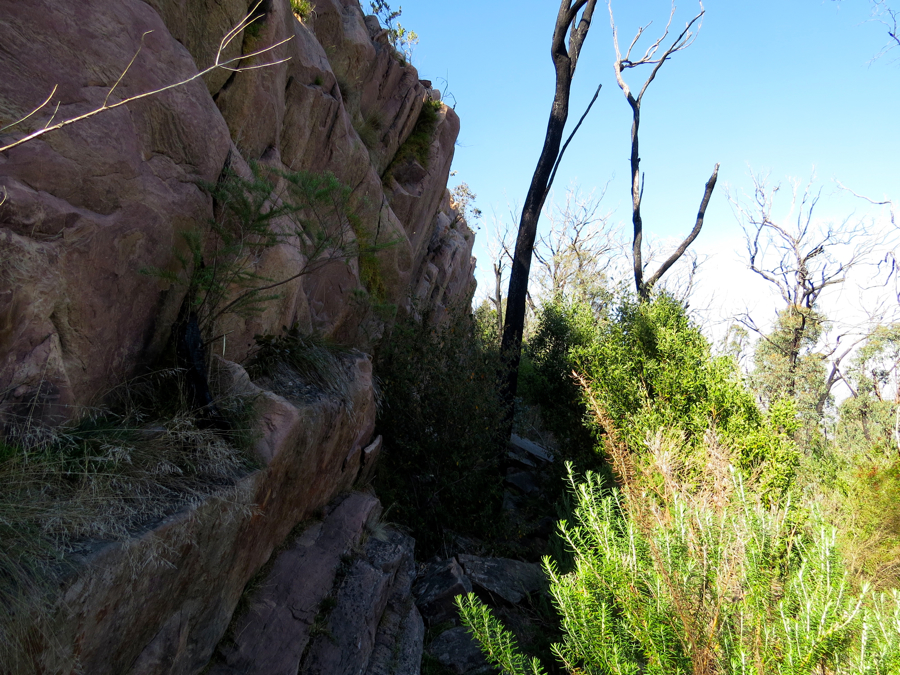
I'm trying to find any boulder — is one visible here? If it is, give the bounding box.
[505,471,541,496]
[413,557,473,625]
[364,541,424,675]
[509,434,555,463]
[457,555,546,605]
[427,626,494,675]
[357,434,384,486]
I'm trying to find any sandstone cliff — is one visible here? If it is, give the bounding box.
[0,0,476,427]
[0,1,476,672]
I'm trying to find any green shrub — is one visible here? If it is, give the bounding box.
[520,297,602,473]
[573,293,799,500]
[146,163,391,345]
[290,0,315,21]
[373,304,507,557]
[459,449,900,675]
[369,0,419,63]
[383,100,441,182]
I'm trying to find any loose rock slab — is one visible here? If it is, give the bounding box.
[457,555,545,605]
[413,557,473,625]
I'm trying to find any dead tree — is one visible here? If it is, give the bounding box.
[485,211,515,338]
[532,184,618,306]
[730,172,876,410]
[608,0,719,301]
[500,0,601,411]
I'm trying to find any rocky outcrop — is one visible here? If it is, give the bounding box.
[0,0,476,428]
[207,491,424,675]
[17,355,376,675]
[0,0,479,671]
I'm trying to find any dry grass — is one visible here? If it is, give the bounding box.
[0,369,260,669]
[247,328,356,412]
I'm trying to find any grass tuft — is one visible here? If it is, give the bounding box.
[0,370,259,668]
[247,325,356,410]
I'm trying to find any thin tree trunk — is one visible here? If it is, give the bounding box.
[499,0,598,420]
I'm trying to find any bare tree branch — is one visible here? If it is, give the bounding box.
[608,1,715,300]
[644,163,719,289]
[0,2,291,154]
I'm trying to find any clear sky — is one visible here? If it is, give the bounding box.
[396,0,898,339]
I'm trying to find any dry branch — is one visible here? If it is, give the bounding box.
[0,2,291,154]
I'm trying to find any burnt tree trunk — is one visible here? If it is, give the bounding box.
[500,0,599,419]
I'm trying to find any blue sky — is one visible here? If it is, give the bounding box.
[395,1,898,331]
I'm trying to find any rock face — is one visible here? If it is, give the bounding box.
[0,0,476,428]
[207,492,424,675]
[21,356,377,675]
[0,0,478,672]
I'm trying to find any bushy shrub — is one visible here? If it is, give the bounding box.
[459,436,900,675]
[374,305,508,557]
[574,293,799,500]
[519,297,600,472]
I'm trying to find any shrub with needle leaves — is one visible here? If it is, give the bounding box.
[458,428,900,675]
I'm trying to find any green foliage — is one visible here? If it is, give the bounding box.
[373,305,508,557]
[290,0,315,21]
[369,0,419,62]
[456,594,547,675]
[384,99,441,181]
[520,298,601,472]
[146,163,388,343]
[753,306,830,426]
[837,323,900,453]
[449,182,482,229]
[574,293,798,499]
[354,111,385,150]
[460,457,900,675]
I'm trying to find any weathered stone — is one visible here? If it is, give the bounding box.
[505,471,541,496]
[509,434,555,463]
[357,434,384,486]
[427,626,493,675]
[299,527,415,675]
[457,555,546,605]
[142,0,253,96]
[0,0,479,667]
[364,535,424,675]
[20,357,375,675]
[208,492,380,675]
[0,0,231,425]
[413,557,472,625]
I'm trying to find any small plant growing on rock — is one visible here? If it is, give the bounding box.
[369,0,418,63]
[247,325,354,406]
[290,0,315,21]
[383,99,442,184]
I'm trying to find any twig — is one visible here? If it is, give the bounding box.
[0,2,292,154]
